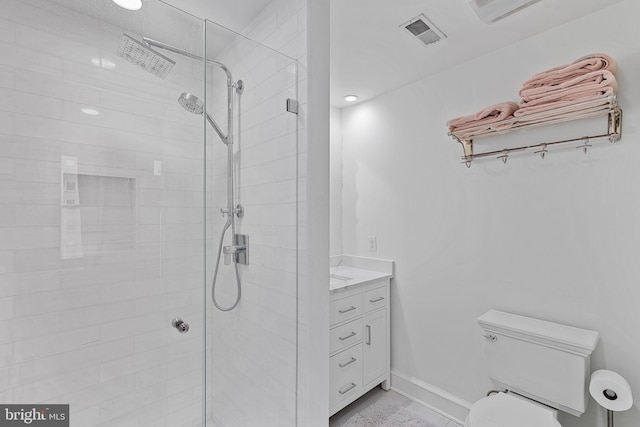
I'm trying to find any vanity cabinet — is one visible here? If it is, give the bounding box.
[329,279,390,416]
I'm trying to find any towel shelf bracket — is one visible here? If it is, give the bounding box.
[449,96,622,168]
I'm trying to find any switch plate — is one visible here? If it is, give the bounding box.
[368,236,377,252]
[154,160,162,176]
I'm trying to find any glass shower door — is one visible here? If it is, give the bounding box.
[0,1,207,425]
[204,19,300,427]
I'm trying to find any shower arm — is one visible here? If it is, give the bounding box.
[142,37,233,81]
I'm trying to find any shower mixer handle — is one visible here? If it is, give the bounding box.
[223,244,246,255]
[222,234,249,266]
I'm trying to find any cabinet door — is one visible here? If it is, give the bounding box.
[363,309,387,385]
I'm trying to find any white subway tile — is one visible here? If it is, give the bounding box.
[0,65,14,89]
[264,13,299,52]
[13,365,101,403]
[0,1,63,32]
[13,247,63,273]
[0,206,15,226]
[0,297,14,321]
[6,355,60,389]
[0,311,59,346]
[0,270,60,298]
[60,337,135,372]
[13,325,100,363]
[0,87,63,122]
[14,24,100,70]
[13,286,100,318]
[0,226,59,250]
[0,42,63,77]
[15,69,100,105]
[0,19,15,44]
[0,111,14,135]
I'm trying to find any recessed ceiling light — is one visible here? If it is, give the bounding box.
[112,0,142,11]
[81,108,100,116]
[344,95,359,102]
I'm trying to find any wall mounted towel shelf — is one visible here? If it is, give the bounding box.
[448,96,622,167]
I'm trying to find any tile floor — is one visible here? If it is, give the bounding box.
[329,387,463,427]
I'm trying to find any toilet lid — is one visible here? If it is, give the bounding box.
[467,393,562,427]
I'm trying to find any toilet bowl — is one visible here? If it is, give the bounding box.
[464,391,561,427]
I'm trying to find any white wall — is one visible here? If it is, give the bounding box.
[330,107,343,256]
[337,1,640,425]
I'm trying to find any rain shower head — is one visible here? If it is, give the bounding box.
[178,92,204,115]
[116,34,175,79]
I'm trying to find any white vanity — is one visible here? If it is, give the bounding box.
[329,256,393,416]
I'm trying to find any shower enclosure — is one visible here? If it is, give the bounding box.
[0,0,300,426]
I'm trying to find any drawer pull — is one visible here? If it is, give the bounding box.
[338,331,357,341]
[338,382,357,394]
[338,306,357,314]
[369,296,385,303]
[338,357,357,368]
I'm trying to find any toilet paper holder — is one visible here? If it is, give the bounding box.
[589,369,633,427]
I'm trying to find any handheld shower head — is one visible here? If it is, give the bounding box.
[178,92,204,115]
[178,92,227,144]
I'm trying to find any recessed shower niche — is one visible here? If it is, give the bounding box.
[61,156,136,259]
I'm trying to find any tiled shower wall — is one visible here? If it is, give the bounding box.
[204,1,305,424]
[0,1,207,426]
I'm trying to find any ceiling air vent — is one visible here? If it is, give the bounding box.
[468,0,541,24]
[400,14,446,47]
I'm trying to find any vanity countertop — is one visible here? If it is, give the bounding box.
[330,265,392,292]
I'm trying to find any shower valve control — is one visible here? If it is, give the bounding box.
[223,234,249,266]
[172,318,190,334]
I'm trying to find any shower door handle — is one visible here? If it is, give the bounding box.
[172,318,190,334]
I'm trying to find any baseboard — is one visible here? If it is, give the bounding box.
[390,370,472,425]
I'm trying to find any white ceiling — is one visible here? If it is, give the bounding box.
[48,0,623,109]
[330,0,623,108]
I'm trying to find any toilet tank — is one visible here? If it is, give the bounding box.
[477,310,599,417]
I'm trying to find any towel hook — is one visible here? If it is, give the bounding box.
[534,144,548,159]
[577,137,592,155]
[497,150,509,164]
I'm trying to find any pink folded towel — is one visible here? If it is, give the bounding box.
[447,101,520,133]
[520,70,617,101]
[514,93,612,118]
[519,82,616,109]
[520,53,617,94]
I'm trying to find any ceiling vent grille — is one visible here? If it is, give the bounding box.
[400,14,446,47]
[467,0,542,24]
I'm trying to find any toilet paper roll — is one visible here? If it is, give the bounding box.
[589,369,633,411]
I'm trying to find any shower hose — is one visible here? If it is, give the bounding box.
[211,219,241,311]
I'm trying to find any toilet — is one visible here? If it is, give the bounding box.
[466,310,600,427]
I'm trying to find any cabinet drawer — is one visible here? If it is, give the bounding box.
[364,285,387,313]
[330,318,362,354]
[330,293,363,326]
[330,344,363,408]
